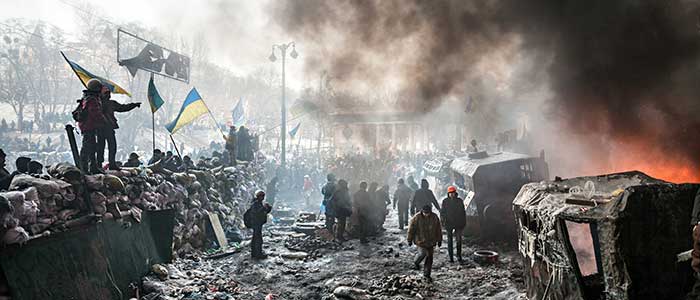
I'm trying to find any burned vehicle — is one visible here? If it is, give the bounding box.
[447,151,548,240]
[513,171,699,300]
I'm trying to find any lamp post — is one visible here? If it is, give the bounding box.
[269,42,297,171]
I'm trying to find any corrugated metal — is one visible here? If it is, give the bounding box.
[450,152,531,177]
[0,209,175,300]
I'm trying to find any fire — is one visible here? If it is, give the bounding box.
[605,139,700,184]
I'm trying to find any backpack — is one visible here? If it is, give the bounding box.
[243,207,254,228]
[72,99,88,122]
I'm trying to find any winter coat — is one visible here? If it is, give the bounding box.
[0,167,13,191]
[329,186,352,218]
[393,183,413,208]
[411,181,441,212]
[407,211,442,248]
[101,99,139,129]
[353,190,372,216]
[440,196,466,229]
[321,181,335,216]
[248,200,272,227]
[78,91,106,132]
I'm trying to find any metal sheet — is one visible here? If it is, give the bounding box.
[0,209,175,300]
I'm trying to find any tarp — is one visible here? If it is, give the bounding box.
[0,209,175,300]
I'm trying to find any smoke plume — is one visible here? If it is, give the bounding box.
[269,0,700,182]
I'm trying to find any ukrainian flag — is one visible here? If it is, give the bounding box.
[165,88,209,134]
[61,52,131,96]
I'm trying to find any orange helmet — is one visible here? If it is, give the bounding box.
[447,186,457,193]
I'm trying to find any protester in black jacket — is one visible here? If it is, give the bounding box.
[440,186,466,262]
[353,182,372,244]
[0,149,17,191]
[411,179,440,215]
[321,174,336,232]
[97,86,140,170]
[247,190,272,259]
[328,179,352,242]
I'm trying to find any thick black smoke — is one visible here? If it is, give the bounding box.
[269,0,700,179]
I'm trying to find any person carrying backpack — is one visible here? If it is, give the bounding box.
[75,79,107,174]
[244,190,272,259]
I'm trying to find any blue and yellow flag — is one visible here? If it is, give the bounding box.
[147,74,165,113]
[289,122,301,138]
[61,51,131,96]
[165,88,209,134]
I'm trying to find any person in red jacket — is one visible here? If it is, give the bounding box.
[78,79,107,174]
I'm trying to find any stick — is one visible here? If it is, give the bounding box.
[201,100,227,140]
[152,112,156,153]
[169,134,183,160]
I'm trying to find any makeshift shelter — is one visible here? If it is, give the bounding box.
[513,171,699,299]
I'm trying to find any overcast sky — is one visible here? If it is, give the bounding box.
[0,0,309,89]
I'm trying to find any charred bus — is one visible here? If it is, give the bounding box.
[447,151,548,241]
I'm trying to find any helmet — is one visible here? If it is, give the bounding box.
[255,190,265,199]
[86,78,103,92]
[447,186,457,193]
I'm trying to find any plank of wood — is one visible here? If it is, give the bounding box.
[207,212,228,251]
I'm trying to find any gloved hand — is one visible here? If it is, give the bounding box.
[135,102,142,107]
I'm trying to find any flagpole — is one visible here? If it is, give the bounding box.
[169,134,183,160]
[60,51,87,88]
[150,73,156,153]
[201,100,227,140]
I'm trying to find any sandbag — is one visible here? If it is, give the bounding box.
[3,226,29,245]
[10,175,61,198]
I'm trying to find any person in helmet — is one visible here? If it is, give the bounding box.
[246,190,272,259]
[440,186,466,263]
[77,78,107,174]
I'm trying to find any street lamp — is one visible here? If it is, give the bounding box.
[269,42,297,171]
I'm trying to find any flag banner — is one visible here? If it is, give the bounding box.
[465,96,475,113]
[147,74,165,113]
[289,122,301,138]
[165,88,208,134]
[232,98,245,126]
[61,52,131,96]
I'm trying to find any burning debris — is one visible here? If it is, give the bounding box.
[514,171,700,299]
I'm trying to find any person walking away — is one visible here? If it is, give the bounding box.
[225,126,237,166]
[329,179,352,242]
[411,179,441,215]
[353,181,372,244]
[377,184,391,230]
[408,205,442,281]
[244,190,272,259]
[76,79,107,174]
[321,174,337,234]
[440,186,466,262]
[407,175,419,192]
[97,86,140,170]
[394,178,413,230]
[303,175,315,209]
[367,182,379,230]
[266,176,279,207]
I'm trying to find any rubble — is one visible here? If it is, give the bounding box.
[0,155,267,256]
